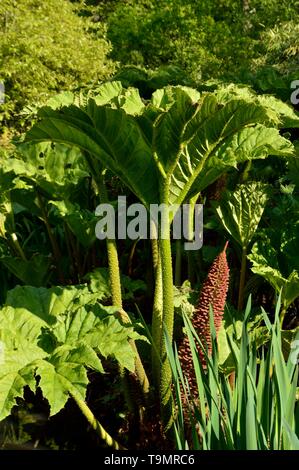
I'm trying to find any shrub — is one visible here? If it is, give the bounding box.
[0,0,115,133]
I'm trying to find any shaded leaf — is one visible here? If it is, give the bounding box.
[215,182,270,248]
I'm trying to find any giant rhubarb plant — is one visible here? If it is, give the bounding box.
[24,81,296,430]
[179,243,230,396]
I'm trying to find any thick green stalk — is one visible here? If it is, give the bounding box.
[151,233,159,274]
[105,240,149,395]
[94,172,123,307]
[70,391,125,450]
[151,222,163,385]
[159,235,175,430]
[106,236,123,308]
[151,249,163,387]
[159,182,175,430]
[237,247,247,311]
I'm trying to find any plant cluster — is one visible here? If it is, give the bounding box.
[0,0,298,451]
[0,78,298,448]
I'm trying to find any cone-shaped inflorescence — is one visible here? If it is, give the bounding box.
[179,242,229,397]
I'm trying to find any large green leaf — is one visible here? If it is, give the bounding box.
[26,102,159,207]
[152,87,200,173]
[49,301,145,372]
[46,91,77,110]
[115,87,145,116]
[257,95,299,129]
[50,302,115,345]
[149,90,283,204]
[0,284,144,420]
[6,284,99,320]
[84,307,145,372]
[92,81,123,107]
[248,241,299,309]
[36,343,102,416]
[46,80,145,117]
[174,99,293,204]
[215,84,299,129]
[0,307,48,420]
[215,182,270,249]
[25,85,295,211]
[4,142,89,199]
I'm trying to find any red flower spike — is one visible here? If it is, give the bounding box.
[179,242,230,398]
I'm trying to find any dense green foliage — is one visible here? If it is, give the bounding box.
[24,80,298,430]
[0,0,114,136]
[103,0,298,82]
[0,0,298,452]
[1,0,298,142]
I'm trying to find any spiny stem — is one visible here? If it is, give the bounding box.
[158,181,175,430]
[105,235,123,308]
[70,391,126,450]
[107,235,150,397]
[159,234,175,431]
[151,222,163,386]
[151,249,163,387]
[151,231,159,275]
[85,154,149,400]
[238,247,247,311]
